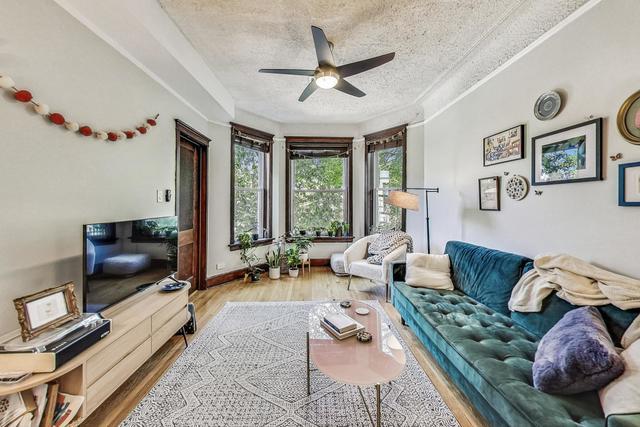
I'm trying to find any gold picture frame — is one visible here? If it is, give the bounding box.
[13,282,81,341]
[617,90,640,144]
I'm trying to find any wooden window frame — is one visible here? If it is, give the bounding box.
[229,123,274,250]
[364,124,408,235]
[285,136,353,243]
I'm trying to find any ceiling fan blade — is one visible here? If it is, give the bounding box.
[334,79,365,98]
[311,26,335,67]
[336,52,395,78]
[298,80,319,102]
[259,68,315,76]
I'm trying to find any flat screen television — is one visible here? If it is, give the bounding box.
[83,215,178,312]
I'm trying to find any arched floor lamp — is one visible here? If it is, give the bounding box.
[385,188,439,254]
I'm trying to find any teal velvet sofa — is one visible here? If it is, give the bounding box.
[391,241,639,427]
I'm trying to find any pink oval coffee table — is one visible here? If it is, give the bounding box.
[307,300,406,426]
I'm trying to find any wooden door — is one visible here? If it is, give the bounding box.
[178,142,198,286]
[175,120,210,291]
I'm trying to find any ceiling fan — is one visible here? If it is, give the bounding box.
[259,26,395,102]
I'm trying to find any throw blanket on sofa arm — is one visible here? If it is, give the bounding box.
[509,253,640,347]
[366,231,413,265]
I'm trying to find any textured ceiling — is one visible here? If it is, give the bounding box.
[159,0,588,124]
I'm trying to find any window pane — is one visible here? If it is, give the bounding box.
[374,190,403,232]
[293,158,344,190]
[293,191,344,230]
[233,144,265,240]
[234,189,261,238]
[372,146,404,232]
[376,147,403,188]
[235,145,262,189]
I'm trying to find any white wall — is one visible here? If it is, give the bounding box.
[0,1,210,335]
[423,0,640,277]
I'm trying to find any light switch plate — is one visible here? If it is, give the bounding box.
[157,190,164,203]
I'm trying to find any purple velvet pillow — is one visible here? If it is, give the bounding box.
[533,306,624,395]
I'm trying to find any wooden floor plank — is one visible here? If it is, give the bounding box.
[84,268,486,427]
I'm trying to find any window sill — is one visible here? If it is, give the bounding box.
[287,236,354,243]
[229,237,274,251]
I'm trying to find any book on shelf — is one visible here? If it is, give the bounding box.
[0,389,35,427]
[323,313,357,334]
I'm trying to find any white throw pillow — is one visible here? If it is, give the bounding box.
[405,253,454,290]
[599,339,640,416]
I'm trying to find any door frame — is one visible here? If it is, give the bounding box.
[175,119,210,291]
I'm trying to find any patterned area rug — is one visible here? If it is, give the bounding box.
[122,301,459,426]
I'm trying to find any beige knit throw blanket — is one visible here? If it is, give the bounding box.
[509,254,640,347]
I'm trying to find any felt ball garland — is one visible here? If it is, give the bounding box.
[0,73,158,142]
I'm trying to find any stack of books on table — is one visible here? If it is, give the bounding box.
[321,313,364,340]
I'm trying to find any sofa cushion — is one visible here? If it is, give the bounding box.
[405,253,454,290]
[445,241,531,315]
[511,294,640,347]
[394,281,606,427]
[533,307,625,395]
[348,259,382,281]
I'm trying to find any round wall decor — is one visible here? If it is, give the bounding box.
[617,89,640,145]
[505,175,529,200]
[534,91,562,121]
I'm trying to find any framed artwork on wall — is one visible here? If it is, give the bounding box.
[483,124,524,166]
[617,90,640,145]
[478,176,500,211]
[619,161,640,206]
[531,118,602,186]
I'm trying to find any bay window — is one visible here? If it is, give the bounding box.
[230,123,273,249]
[365,125,407,234]
[286,137,353,240]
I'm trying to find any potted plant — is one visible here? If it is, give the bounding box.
[330,220,342,237]
[239,232,261,282]
[286,246,301,278]
[265,247,282,280]
[342,222,350,237]
[293,236,313,262]
[314,227,323,237]
[299,229,307,236]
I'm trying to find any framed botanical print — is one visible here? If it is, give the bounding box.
[13,282,80,341]
[483,125,524,166]
[479,176,500,211]
[532,118,602,185]
[619,161,640,206]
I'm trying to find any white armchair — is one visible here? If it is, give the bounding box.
[343,234,408,301]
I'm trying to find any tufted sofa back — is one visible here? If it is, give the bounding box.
[445,241,532,316]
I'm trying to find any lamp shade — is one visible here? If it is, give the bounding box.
[386,190,419,211]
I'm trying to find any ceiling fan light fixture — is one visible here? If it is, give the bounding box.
[315,70,339,89]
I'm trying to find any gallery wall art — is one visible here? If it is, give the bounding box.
[478,176,500,211]
[483,125,524,166]
[531,118,603,186]
[619,161,640,206]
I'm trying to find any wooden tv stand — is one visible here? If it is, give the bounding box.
[0,281,190,425]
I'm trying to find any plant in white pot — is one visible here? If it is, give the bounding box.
[292,236,313,263]
[265,247,282,280]
[286,246,301,278]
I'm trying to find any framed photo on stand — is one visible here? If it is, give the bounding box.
[483,125,524,166]
[479,176,500,211]
[13,282,80,341]
[619,161,640,206]
[532,118,602,185]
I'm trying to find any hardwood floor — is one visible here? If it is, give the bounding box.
[84,267,487,427]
